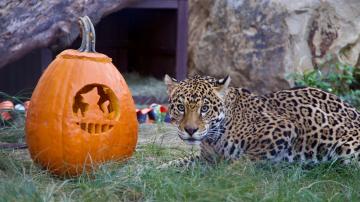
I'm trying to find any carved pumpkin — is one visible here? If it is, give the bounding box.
[25,16,138,177]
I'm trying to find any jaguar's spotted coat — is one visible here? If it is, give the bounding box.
[161,75,360,168]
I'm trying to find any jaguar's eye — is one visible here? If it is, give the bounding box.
[177,104,185,112]
[201,105,209,113]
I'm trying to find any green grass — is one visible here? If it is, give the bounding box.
[2,79,360,201]
[1,117,360,201]
[1,137,360,201]
[0,111,26,143]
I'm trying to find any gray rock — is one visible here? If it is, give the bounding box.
[188,0,360,93]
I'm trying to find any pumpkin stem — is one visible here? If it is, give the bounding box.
[77,17,88,52]
[78,16,96,52]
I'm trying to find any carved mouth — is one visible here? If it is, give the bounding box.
[76,122,114,134]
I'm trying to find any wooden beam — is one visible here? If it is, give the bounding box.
[175,0,188,80]
[129,0,178,9]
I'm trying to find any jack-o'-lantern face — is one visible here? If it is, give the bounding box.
[72,84,120,134]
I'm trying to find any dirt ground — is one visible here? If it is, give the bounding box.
[138,123,195,149]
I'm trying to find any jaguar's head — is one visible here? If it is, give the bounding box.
[164,75,231,145]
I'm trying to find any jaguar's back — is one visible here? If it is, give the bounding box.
[262,87,360,163]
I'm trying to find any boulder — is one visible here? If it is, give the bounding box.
[188,0,360,93]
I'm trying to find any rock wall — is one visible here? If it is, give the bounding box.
[188,0,360,93]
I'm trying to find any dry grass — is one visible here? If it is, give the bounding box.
[124,73,168,105]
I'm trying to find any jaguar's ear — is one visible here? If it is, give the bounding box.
[215,75,231,98]
[164,74,179,95]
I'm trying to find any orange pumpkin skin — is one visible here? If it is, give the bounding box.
[25,49,138,177]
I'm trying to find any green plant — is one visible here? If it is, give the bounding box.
[289,63,360,109]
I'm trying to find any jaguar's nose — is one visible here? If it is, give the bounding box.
[184,127,198,136]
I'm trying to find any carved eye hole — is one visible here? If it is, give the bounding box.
[201,105,209,113]
[177,104,185,112]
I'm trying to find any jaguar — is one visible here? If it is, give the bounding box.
[161,74,360,167]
